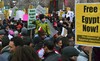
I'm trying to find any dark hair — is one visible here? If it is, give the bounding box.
[10,46,40,61]
[22,36,32,46]
[54,37,62,44]
[44,41,54,50]
[10,37,24,47]
[67,34,74,39]
[66,17,70,21]
[39,14,45,20]
[2,36,9,47]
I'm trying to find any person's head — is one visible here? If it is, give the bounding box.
[0,35,9,51]
[5,24,10,30]
[38,30,46,39]
[55,37,62,48]
[0,20,3,25]
[0,30,5,40]
[10,46,40,61]
[53,31,59,38]
[61,46,79,61]
[43,41,54,53]
[14,31,19,37]
[67,34,75,46]
[1,36,9,48]
[16,24,22,30]
[9,37,24,52]
[9,30,14,36]
[67,34,74,41]
[39,14,46,22]
[22,36,33,47]
[61,37,69,47]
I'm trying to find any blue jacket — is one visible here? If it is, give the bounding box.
[0,46,11,61]
[0,55,8,61]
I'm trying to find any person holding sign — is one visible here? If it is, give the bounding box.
[37,14,50,37]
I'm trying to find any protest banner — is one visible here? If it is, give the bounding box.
[4,10,9,19]
[76,3,100,47]
[23,14,28,21]
[14,10,25,20]
[28,9,36,29]
[36,5,46,14]
[0,1,4,8]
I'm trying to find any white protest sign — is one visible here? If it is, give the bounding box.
[66,11,74,22]
[0,12,4,20]
[61,27,68,37]
[11,6,18,18]
[36,5,46,14]
[14,10,25,20]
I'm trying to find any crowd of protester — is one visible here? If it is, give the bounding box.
[0,10,99,61]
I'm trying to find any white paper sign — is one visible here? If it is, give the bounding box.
[61,27,68,37]
[66,11,74,22]
[14,10,25,20]
[36,5,46,14]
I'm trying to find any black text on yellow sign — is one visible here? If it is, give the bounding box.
[76,4,100,46]
[82,5,100,33]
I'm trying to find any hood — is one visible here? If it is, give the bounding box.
[1,45,10,53]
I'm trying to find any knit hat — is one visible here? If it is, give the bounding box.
[14,31,19,37]
[38,27,46,35]
[9,30,14,35]
[62,46,79,57]
[38,30,46,36]
[16,24,22,29]
[21,27,27,36]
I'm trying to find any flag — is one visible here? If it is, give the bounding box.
[64,0,68,6]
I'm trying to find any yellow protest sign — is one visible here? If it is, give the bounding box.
[60,11,64,18]
[29,5,34,9]
[66,7,71,12]
[4,10,9,19]
[76,3,100,47]
[44,7,49,14]
[0,1,4,8]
